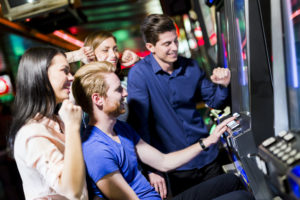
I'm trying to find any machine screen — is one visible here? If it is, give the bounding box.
[286,0,300,130]
[233,0,250,113]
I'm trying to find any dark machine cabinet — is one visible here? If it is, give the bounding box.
[220,113,273,200]
[258,132,300,199]
[214,0,274,198]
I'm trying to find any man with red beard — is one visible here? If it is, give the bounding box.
[71,61,254,200]
[127,14,231,198]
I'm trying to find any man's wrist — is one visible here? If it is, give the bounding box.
[199,138,209,151]
[218,82,229,88]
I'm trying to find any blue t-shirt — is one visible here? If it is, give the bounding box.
[82,120,160,199]
[127,54,228,170]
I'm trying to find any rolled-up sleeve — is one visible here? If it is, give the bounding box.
[25,135,64,190]
[197,62,228,109]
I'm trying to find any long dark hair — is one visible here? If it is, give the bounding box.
[8,47,65,154]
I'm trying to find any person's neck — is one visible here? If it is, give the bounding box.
[153,55,174,74]
[89,112,117,137]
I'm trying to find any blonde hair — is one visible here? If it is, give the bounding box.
[84,30,116,51]
[72,61,116,114]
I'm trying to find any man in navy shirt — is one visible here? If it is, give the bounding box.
[72,61,254,200]
[127,14,231,197]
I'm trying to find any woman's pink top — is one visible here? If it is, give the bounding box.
[14,115,88,200]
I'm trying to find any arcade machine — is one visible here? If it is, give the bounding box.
[257,0,300,199]
[193,0,219,70]
[204,0,274,199]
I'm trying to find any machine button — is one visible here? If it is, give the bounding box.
[233,112,241,118]
[277,152,284,158]
[226,121,239,130]
[262,137,276,147]
[290,149,297,157]
[283,133,295,142]
[275,141,284,148]
[282,155,289,161]
[278,130,288,138]
[285,146,292,153]
[295,153,300,161]
[280,144,288,150]
[269,146,276,152]
[273,149,280,155]
[287,158,295,165]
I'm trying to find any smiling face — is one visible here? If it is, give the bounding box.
[146,30,179,67]
[94,37,120,68]
[47,54,73,104]
[102,73,127,117]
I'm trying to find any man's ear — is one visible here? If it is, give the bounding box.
[145,43,155,53]
[91,93,104,106]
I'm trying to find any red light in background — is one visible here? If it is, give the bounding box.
[197,39,205,46]
[209,33,217,46]
[25,18,31,22]
[53,30,84,47]
[0,78,9,95]
[136,50,150,58]
[174,23,180,37]
[242,51,247,60]
[291,9,300,20]
[195,26,205,46]
[69,27,79,35]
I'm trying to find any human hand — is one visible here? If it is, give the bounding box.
[80,46,95,64]
[204,116,235,147]
[66,47,95,64]
[58,99,82,130]
[120,49,140,67]
[148,172,167,199]
[210,67,231,87]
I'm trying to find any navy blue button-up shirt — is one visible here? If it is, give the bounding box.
[127,54,228,170]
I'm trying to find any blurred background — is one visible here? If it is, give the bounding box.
[0,0,220,199]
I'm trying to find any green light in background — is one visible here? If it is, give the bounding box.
[122,39,136,49]
[84,5,131,16]
[113,29,130,42]
[82,21,135,32]
[9,35,25,56]
[88,11,135,21]
[209,124,216,135]
[82,0,127,7]
[204,117,211,125]
[0,93,14,103]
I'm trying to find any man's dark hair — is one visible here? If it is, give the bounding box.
[140,14,176,45]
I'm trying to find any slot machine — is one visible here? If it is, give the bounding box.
[205,0,274,199]
[256,0,300,199]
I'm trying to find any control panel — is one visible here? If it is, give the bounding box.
[257,131,300,199]
[217,112,273,200]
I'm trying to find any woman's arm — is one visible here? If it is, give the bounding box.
[120,49,141,67]
[58,100,85,199]
[135,117,234,172]
[96,171,140,200]
[65,47,95,64]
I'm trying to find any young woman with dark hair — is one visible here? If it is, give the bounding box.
[9,47,87,200]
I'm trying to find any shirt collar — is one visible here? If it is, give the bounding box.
[149,53,163,74]
[150,53,184,76]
